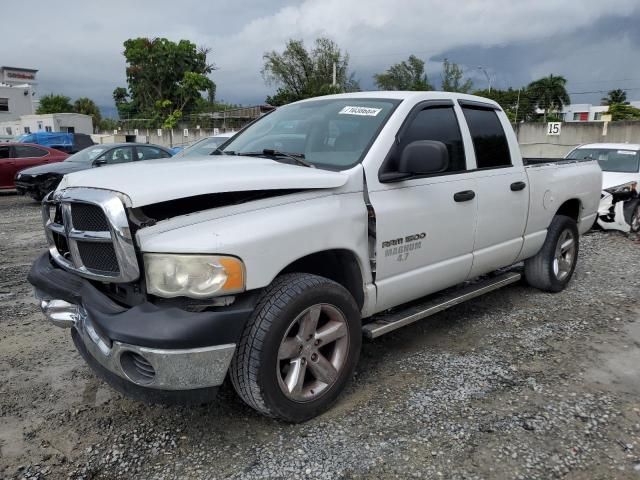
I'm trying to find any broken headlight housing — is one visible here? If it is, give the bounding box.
[144,254,245,299]
[604,181,637,195]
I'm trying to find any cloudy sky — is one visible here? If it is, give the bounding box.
[2,0,639,117]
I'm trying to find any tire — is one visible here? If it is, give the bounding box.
[630,204,640,233]
[30,192,45,202]
[229,273,361,422]
[524,215,579,293]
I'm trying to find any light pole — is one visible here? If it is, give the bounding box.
[477,66,492,92]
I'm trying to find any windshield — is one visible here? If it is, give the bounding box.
[65,146,110,163]
[176,136,231,158]
[221,98,400,169]
[567,148,640,173]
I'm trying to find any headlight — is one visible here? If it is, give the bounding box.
[144,254,245,299]
[605,181,637,194]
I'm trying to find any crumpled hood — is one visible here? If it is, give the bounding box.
[602,171,640,190]
[58,156,349,207]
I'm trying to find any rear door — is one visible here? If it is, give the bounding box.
[135,146,172,161]
[0,145,15,188]
[368,101,478,311]
[14,145,51,170]
[458,103,528,278]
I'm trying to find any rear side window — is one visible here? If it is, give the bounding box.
[462,107,511,169]
[397,106,466,173]
[14,145,48,158]
[0,146,10,159]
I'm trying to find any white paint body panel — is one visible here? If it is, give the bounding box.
[56,92,602,317]
[58,156,349,207]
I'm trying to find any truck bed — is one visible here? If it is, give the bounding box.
[523,157,594,167]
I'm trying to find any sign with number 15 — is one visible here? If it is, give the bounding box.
[547,122,561,135]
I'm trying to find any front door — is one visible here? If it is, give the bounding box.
[368,103,478,311]
[0,145,15,188]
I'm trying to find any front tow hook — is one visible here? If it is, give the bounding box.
[40,299,80,328]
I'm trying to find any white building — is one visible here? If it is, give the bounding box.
[561,101,640,122]
[0,66,94,137]
[0,66,38,122]
[0,113,93,137]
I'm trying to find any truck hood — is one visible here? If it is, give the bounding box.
[58,156,349,207]
[602,171,640,190]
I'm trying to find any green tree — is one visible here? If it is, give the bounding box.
[262,37,359,106]
[373,55,433,91]
[37,94,74,114]
[440,59,473,93]
[527,74,570,122]
[608,103,640,121]
[73,97,102,131]
[473,88,535,122]
[98,117,119,132]
[113,37,216,126]
[601,89,628,106]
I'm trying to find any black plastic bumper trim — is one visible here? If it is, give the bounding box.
[28,252,254,349]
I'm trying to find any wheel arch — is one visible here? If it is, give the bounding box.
[277,249,365,310]
[555,198,582,222]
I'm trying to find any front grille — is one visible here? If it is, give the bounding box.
[77,242,120,273]
[71,203,110,231]
[42,189,140,283]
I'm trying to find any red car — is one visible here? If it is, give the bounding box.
[0,143,68,191]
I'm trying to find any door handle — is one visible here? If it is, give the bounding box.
[454,190,475,202]
[510,181,526,191]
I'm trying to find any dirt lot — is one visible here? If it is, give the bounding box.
[1,192,639,480]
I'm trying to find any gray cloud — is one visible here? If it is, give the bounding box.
[1,0,638,115]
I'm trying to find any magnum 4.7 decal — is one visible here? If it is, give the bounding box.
[382,233,426,261]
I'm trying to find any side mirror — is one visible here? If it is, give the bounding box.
[398,140,449,176]
[93,158,107,167]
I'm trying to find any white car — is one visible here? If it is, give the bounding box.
[566,143,640,233]
[29,92,601,422]
[174,132,236,158]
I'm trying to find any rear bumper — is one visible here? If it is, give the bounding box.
[29,252,254,390]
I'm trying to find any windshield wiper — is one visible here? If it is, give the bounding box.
[239,149,315,168]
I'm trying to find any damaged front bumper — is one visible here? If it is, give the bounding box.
[29,253,253,392]
[596,191,640,233]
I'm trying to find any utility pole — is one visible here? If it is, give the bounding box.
[332,62,337,87]
[477,66,492,92]
[514,87,521,126]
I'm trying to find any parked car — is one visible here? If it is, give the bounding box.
[173,132,236,158]
[17,132,95,154]
[15,143,173,201]
[566,143,639,233]
[0,143,68,192]
[29,92,601,422]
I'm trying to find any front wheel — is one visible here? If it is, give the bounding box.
[229,273,361,422]
[524,215,579,292]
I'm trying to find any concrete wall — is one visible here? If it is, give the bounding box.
[515,121,640,158]
[112,128,236,149]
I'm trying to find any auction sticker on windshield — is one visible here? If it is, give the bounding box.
[339,106,382,116]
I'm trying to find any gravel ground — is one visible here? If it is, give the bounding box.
[1,192,639,480]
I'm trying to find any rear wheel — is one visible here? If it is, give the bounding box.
[229,273,361,422]
[525,215,579,292]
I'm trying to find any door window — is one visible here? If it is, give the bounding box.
[99,146,134,164]
[461,107,512,169]
[384,105,467,175]
[136,146,171,160]
[0,146,10,159]
[14,145,48,158]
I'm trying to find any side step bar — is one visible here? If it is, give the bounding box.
[363,271,522,339]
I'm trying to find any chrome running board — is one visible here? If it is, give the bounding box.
[363,272,522,339]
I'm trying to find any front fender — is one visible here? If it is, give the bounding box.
[137,192,371,291]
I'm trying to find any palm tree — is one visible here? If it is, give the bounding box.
[527,74,570,122]
[601,89,627,105]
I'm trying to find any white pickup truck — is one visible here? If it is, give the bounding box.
[29,92,602,422]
